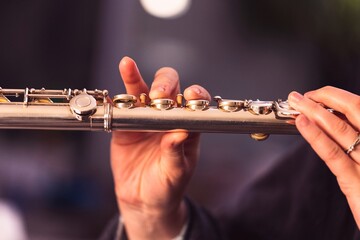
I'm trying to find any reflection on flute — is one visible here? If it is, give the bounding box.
[0,88,300,140]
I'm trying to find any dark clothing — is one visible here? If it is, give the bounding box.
[217,143,359,240]
[99,143,360,240]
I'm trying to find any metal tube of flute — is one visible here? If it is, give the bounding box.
[0,88,300,140]
[111,106,297,135]
[0,104,297,133]
[0,104,105,131]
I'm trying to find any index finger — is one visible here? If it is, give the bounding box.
[304,86,360,130]
[119,56,149,96]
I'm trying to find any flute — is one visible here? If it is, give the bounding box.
[0,88,300,140]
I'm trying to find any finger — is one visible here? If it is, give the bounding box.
[115,57,149,140]
[149,67,180,100]
[183,85,211,101]
[288,91,359,153]
[183,132,201,168]
[295,114,357,178]
[304,86,360,130]
[119,56,149,96]
[160,131,193,181]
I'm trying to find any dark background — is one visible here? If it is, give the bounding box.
[0,0,359,239]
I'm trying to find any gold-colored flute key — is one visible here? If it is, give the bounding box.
[0,87,301,140]
[186,99,209,111]
[150,98,174,110]
[112,94,137,109]
[214,96,244,112]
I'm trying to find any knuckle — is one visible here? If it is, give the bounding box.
[308,128,323,144]
[311,103,330,122]
[344,94,360,116]
[333,119,351,136]
[320,85,334,94]
[170,167,188,180]
[306,101,322,116]
[325,144,343,162]
[353,97,360,111]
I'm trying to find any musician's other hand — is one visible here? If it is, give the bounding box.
[110,56,211,239]
[288,86,360,228]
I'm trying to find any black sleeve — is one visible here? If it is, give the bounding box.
[217,142,360,240]
[184,197,225,240]
[98,215,124,240]
[97,198,225,240]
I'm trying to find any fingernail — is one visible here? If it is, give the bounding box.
[289,91,304,103]
[120,56,131,66]
[149,85,167,99]
[191,86,201,95]
[157,86,166,92]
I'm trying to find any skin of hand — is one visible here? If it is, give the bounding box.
[110,56,211,239]
[288,86,360,228]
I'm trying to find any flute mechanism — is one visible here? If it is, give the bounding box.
[0,87,300,140]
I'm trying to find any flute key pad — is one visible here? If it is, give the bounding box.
[150,98,174,110]
[246,100,273,115]
[70,93,97,117]
[186,100,209,111]
[214,96,244,112]
[113,94,137,109]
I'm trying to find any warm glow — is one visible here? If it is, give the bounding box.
[140,0,191,19]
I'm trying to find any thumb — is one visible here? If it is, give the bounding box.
[160,131,191,180]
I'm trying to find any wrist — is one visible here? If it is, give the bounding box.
[119,200,187,240]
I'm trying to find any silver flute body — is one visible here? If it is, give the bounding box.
[0,88,300,139]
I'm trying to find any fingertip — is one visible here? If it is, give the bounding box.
[288,91,304,102]
[149,67,181,99]
[170,131,189,145]
[184,85,211,100]
[118,56,150,96]
[119,56,129,68]
[120,56,131,65]
[288,91,305,112]
[287,90,296,99]
[149,85,167,99]
[162,130,189,149]
[155,67,179,80]
[119,56,136,73]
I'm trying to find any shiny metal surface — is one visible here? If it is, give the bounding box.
[112,94,137,109]
[247,100,273,115]
[185,100,209,111]
[111,106,297,134]
[0,88,300,137]
[150,98,174,110]
[69,93,97,118]
[214,96,244,112]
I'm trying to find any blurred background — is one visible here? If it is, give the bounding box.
[0,0,359,239]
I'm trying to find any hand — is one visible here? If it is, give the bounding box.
[110,56,211,239]
[288,86,360,228]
